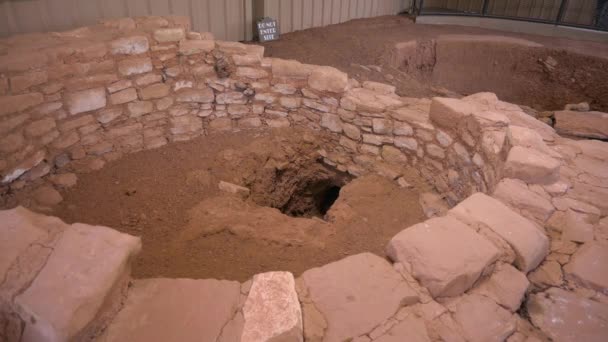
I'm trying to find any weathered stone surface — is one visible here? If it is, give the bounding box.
[109,88,138,105]
[447,294,516,342]
[110,36,149,55]
[300,253,419,342]
[176,88,214,103]
[429,97,476,128]
[127,101,154,117]
[118,57,153,76]
[564,242,608,293]
[139,83,170,100]
[387,216,499,297]
[527,288,608,342]
[66,88,107,115]
[15,223,141,342]
[373,316,431,342]
[450,193,549,273]
[99,278,241,342]
[320,113,342,133]
[308,66,348,93]
[528,260,563,288]
[0,93,44,117]
[471,263,529,312]
[555,110,608,139]
[493,178,555,223]
[242,272,302,342]
[179,40,215,55]
[0,207,55,281]
[25,118,56,137]
[504,146,560,185]
[153,28,185,42]
[271,59,313,79]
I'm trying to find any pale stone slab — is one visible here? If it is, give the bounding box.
[527,288,608,342]
[15,224,141,342]
[242,272,303,342]
[564,242,608,294]
[387,216,499,298]
[300,253,419,342]
[308,66,348,93]
[450,193,549,273]
[99,278,241,342]
[66,87,107,115]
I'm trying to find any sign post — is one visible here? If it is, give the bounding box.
[256,17,279,42]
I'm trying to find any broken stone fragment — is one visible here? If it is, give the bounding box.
[504,146,560,185]
[447,294,517,342]
[564,242,608,294]
[554,110,608,140]
[219,181,250,198]
[471,263,529,312]
[241,272,303,342]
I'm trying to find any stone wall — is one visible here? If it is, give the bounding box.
[0,16,513,204]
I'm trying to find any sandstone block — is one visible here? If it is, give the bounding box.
[320,113,342,133]
[527,288,608,342]
[387,216,499,297]
[429,97,476,128]
[110,36,149,55]
[0,132,24,153]
[564,242,608,294]
[176,88,214,103]
[99,278,241,342]
[449,193,549,273]
[118,57,153,76]
[153,28,185,42]
[15,223,141,342]
[109,88,138,105]
[504,146,560,185]
[32,185,63,206]
[271,59,313,79]
[49,173,77,188]
[179,40,215,55]
[127,101,154,117]
[58,114,95,132]
[308,66,348,93]
[0,93,44,117]
[218,181,250,197]
[555,110,608,140]
[242,272,302,342]
[236,67,268,79]
[66,88,107,115]
[139,83,170,100]
[2,150,45,184]
[300,253,419,342]
[107,79,132,93]
[362,81,395,94]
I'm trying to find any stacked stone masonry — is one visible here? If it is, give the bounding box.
[1,16,608,342]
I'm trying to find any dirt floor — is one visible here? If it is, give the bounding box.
[258,15,608,112]
[46,128,432,281]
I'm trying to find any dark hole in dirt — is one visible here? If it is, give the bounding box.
[279,179,343,218]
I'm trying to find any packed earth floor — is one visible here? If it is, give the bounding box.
[3,128,433,281]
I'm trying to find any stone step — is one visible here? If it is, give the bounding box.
[0,207,141,342]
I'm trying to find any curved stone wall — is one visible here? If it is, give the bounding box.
[1,16,608,342]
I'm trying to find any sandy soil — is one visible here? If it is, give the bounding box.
[258,15,608,111]
[49,128,432,281]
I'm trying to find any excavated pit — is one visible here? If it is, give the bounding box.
[7,128,433,281]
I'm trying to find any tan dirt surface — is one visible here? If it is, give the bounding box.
[48,128,431,281]
[258,15,608,112]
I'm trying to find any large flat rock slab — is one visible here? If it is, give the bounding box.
[447,294,516,342]
[242,272,303,342]
[449,193,549,273]
[504,146,560,185]
[15,223,141,342]
[527,288,608,342]
[554,110,608,140]
[299,253,419,342]
[99,278,241,342]
[387,216,500,298]
[564,242,608,294]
